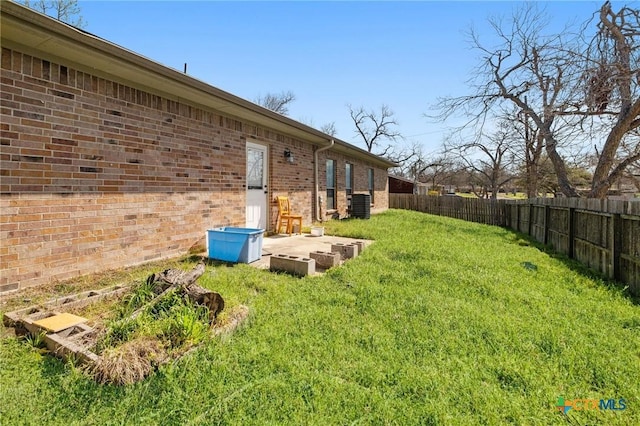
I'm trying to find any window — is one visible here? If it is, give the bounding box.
[326,159,336,210]
[246,147,264,190]
[368,168,374,203]
[345,163,353,197]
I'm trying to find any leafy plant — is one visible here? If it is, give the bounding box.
[96,287,212,354]
[121,279,156,315]
[23,331,47,350]
[96,317,140,352]
[147,290,184,319]
[161,304,210,347]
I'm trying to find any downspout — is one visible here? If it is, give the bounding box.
[314,139,335,222]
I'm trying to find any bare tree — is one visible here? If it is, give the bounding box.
[446,121,515,199]
[414,154,457,193]
[435,4,582,196]
[527,155,593,195]
[255,91,296,116]
[436,2,640,199]
[20,0,86,28]
[518,115,545,197]
[349,104,401,154]
[623,162,640,192]
[320,122,337,136]
[500,103,547,197]
[532,157,560,195]
[297,117,338,137]
[391,143,439,180]
[581,2,640,198]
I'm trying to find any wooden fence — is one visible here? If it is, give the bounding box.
[389,194,640,296]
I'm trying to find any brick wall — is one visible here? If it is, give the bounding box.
[0,47,388,291]
[268,139,315,229]
[317,150,389,219]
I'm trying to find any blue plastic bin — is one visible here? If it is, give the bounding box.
[207,227,264,263]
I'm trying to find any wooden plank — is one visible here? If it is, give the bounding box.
[613,213,622,282]
[574,238,612,277]
[33,313,87,333]
[621,253,640,264]
[568,207,576,259]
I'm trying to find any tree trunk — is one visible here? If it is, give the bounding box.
[545,137,580,197]
[588,102,640,198]
[142,262,225,323]
[146,262,206,293]
[184,283,225,323]
[490,184,498,199]
[526,161,538,198]
[588,5,640,199]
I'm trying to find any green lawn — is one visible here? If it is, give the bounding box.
[1,209,638,425]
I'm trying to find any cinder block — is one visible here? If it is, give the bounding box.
[309,250,341,269]
[331,243,359,260]
[354,241,366,254]
[0,283,19,294]
[270,254,316,276]
[45,328,100,364]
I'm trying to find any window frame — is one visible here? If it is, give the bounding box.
[368,168,374,203]
[345,163,353,198]
[326,159,336,210]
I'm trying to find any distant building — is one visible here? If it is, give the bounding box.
[389,175,415,194]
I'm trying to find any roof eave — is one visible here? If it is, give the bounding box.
[1,1,396,169]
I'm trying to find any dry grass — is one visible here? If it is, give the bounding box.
[87,337,169,385]
[85,306,252,386]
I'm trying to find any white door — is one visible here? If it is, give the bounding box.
[246,142,268,229]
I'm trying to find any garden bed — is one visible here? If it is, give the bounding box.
[2,261,248,385]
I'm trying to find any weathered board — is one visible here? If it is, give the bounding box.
[33,313,88,332]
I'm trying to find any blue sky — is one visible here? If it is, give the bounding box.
[77,1,605,153]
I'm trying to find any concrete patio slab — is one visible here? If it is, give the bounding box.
[251,233,371,273]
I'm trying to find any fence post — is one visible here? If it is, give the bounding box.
[612,213,622,282]
[544,205,551,245]
[568,207,575,259]
[505,203,511,229]
[528,203,534,237]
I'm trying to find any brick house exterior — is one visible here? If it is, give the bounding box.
[0,2,395,292]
